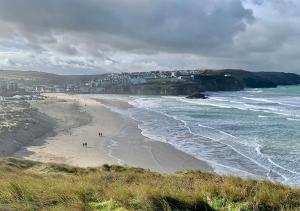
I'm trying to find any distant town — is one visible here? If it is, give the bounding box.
[0,69,213,96]
[29,70,208,93]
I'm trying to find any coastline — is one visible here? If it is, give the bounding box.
[95,97,212,173]
[15,93,212,172]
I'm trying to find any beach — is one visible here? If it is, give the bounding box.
[3,89,300,185]
[14,93,212,173]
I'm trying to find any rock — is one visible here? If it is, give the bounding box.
[186,92,207,99]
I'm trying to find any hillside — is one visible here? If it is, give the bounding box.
[0,70,64,85]
[0,70,104,86]
[0,158,299,210]
[0,70,107,85]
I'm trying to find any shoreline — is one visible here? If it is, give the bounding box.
[95,97,212,173]
[14,93,212,172]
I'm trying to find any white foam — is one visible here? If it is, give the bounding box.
[179,98,232,109]
[244,89,263,93]
[243,97,300,108]
[133,97,293,182]
[242,97,274,103]
[134,106,277,177]
[287,118,300,122]
[267,157,300,175]
[181,95,300,121]
[107,139,125,165]
[258,115,267,118]
[129,98,161,109]
[84,93,300,186]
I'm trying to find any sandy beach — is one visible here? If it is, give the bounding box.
[15,93,211,173]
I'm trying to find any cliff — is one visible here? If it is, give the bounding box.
[101,70,300,95]
[101,79,243,95]
[218,69,300,88]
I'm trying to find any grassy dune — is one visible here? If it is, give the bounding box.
[0,158,299,210]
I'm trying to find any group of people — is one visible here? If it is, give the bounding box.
[82,131,103,148]
[80,129,105,149]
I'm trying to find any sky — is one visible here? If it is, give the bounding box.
[0,0,299,75]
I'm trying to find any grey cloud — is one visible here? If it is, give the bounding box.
[56,44,79,56]
[1,0,300,74]
[249,0,264,5]
[0,0,253,54]
[231,0,300,72]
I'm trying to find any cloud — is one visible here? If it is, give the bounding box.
[0,0,299,74]
[231,0,300,71]
[0,0,253,52]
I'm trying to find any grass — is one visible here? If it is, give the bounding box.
[0,158,299,210]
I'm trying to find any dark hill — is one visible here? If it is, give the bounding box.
[218,69,300,88]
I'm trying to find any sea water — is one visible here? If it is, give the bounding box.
[89,85,300,186]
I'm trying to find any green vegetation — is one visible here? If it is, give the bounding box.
[0,158,299,210]
[0,70,104,86]
[0,70,59,81]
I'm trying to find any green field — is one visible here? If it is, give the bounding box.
[0,158,299,210]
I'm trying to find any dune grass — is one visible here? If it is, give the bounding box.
[0,158,299,210]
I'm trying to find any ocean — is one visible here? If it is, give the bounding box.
[90,85,300,186]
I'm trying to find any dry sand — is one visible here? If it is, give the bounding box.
[16,93,212,173]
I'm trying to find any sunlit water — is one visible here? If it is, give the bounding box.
[87,85,300,186]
